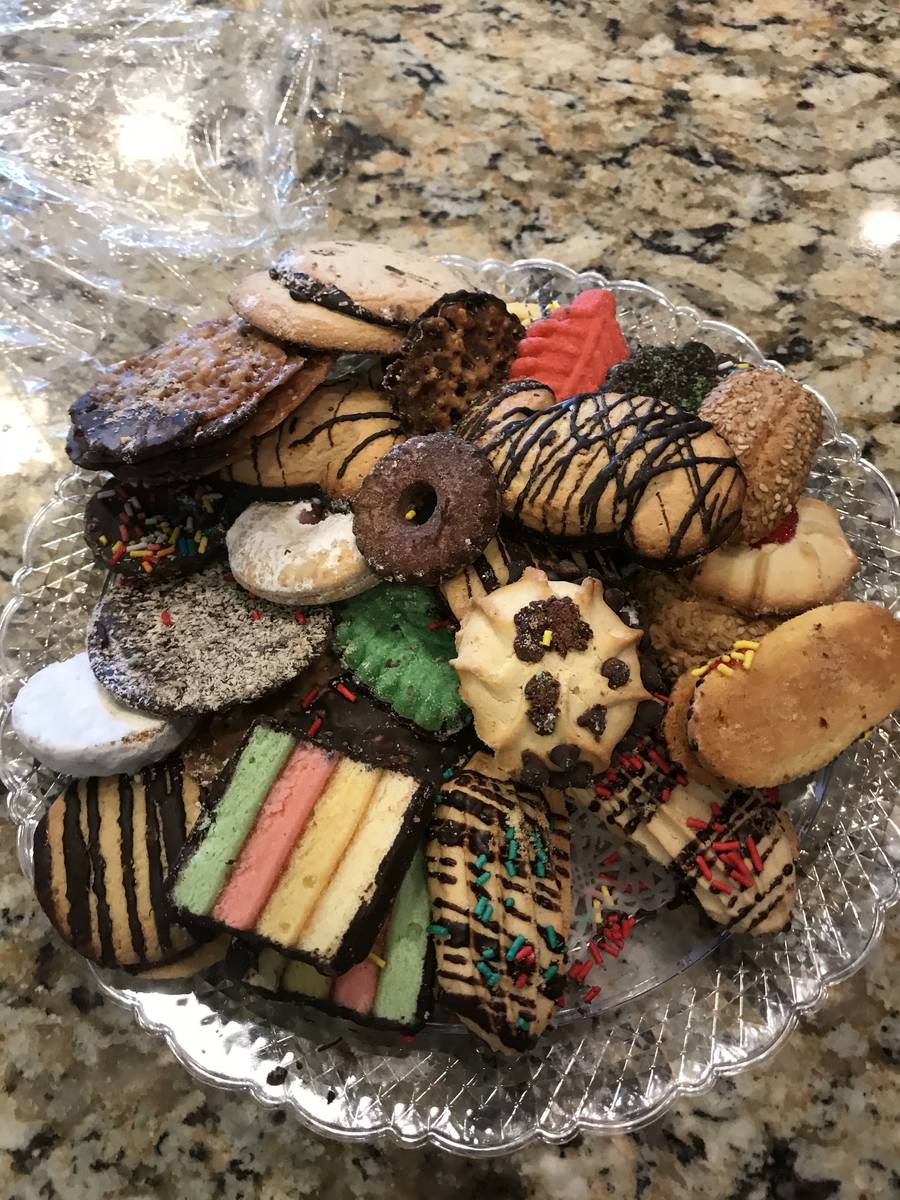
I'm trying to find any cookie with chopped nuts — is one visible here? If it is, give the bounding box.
[699,367,822,545]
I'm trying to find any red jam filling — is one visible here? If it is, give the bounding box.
[752,507,798,548]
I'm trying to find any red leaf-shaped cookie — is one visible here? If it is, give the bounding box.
[509,288,629,400]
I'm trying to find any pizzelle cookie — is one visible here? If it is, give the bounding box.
[459,381,745,564]
[220,376,405,498]
[426,752,571,1055]
[33,756,207,969]
[452,568,652,787]
[687,603,900,787]
[566,742,798,935]
[228,241,467,353]
[699,367,822,544]
[691,497,859,615]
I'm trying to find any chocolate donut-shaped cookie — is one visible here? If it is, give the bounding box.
[352,434,501,585]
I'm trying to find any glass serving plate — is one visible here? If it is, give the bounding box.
[2,261,899,1156]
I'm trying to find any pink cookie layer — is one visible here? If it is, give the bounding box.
[212,742,337,930]
[331,926,386,1014]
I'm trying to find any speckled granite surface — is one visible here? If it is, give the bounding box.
[1,1,899,1194]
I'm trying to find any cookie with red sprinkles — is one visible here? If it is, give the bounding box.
[84,482,238,580]
[86,563,330,718]
[508,288,629,400]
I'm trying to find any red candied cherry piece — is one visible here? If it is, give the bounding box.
[509,288,630,400]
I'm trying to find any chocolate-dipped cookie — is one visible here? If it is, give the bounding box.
[32,756,208,969]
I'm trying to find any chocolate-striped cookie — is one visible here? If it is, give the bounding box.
[426,752,571,1055]
[32,756,207,969]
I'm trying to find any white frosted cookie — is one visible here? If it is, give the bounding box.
[692,497,859,615]
[11,653,192,777]
[226,499,377,605]
[228,241,467,353]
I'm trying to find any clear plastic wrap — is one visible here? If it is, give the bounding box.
[0,0,343,412]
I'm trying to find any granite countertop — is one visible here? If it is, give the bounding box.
[2,2,899,1196]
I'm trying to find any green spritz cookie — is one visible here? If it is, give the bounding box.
[334,584,470,736]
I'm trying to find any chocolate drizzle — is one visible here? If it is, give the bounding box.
[425,756,571,1054]
[459,386,744,564]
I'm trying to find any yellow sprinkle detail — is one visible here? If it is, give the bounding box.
[542,629,553,646]
[168,526,181,546]
[404,509,417,521]
[601,885,613,903]
[690,665,706,676]
[742,649,755,670]
[732,640,760,651]
[202,498,214,513]
[198,535,208,555]
[98,534,108,546]
[111,540,124,554]
[368,952,386,969]
[716,662,735,677]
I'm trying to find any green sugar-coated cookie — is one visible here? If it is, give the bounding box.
[334,584,470,736]
[605,341,718,415]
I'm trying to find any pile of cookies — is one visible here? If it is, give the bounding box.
[12,240,900,1058]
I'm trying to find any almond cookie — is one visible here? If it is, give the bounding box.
[220,376,405,498]
[426,752,571,1055]
[459,381,745,565]
[631,568,781,682]
[452,568,652,787]
[67,317,305,468]
[692,497,859,615]
[227,498,376,606]
[33,756,208,968]
[382,291,524,432]
[228,241,466,353]
[352,434,501,585]
[699,367,822,544]
[567,743,798,935]
[687,603,900,787]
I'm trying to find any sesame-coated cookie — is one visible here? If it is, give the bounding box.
[699,368,822,545]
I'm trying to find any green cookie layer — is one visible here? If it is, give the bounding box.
[373,848,430,1025]
[171,726,294,914]
[334,584,469,734]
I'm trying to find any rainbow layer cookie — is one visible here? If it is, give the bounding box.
[236,849,434,1032]
[168,722,431,972]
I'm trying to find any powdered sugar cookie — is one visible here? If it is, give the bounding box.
[227,499,377,606]
[11,652,193,777]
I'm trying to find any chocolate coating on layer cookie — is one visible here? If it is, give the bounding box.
[352,434,501,585]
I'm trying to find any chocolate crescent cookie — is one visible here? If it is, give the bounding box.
[352,434,501,585]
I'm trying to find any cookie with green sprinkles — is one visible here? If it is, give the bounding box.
[333,583,470,736]
[425,751,572,1056]
[605,341,719,415]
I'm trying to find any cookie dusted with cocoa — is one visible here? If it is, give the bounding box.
[459,381,745,565]
[451,567,652,787]
[383,291,525,432]
[352,434,501,585]
[699,367,822,545]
